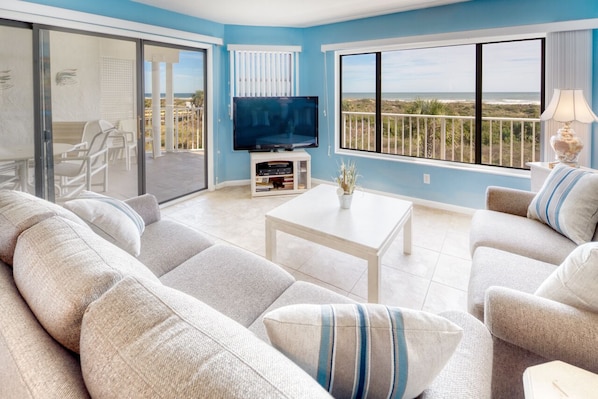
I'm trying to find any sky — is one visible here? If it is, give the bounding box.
[342,39,542,93]
[144,50,204,94]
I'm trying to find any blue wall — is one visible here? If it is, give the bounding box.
[217,0,598,209]
[20,0,598,208]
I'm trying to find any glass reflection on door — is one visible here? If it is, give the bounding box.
[0,24,34,194]
[144,44,207,203]
[48,30,139,201]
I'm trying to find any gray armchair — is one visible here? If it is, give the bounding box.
[468,186,598,398]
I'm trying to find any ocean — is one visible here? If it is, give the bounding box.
[146,91,541,105]
[343,92,541,105]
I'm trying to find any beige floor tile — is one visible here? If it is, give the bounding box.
[352,265,430,310]
[382,243,439,280]
[441,230,472,260]
[160,185,473,312]
[422,282,468,314]
[432,254,472,291]
[298,247,367,292]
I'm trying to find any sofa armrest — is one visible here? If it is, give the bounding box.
[420,311,492,399]
[485,186,536,216]
[485,286,598,373]
[124,194,161,226]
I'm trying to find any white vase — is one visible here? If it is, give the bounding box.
[338,193,353,209]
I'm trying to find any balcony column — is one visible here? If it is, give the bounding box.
[151,61,161,158]
[165,62,174,152]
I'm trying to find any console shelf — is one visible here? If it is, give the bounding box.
[250,150,311,197]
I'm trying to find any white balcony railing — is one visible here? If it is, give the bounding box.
[342,111,541,168]
[144,106,204,151]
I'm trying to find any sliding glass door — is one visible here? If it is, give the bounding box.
[143,44,207,203]
[1,18,209,203]
[46,29,140,201]
[0,23,35,194]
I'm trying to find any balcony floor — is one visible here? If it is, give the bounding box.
[104,150,206,203]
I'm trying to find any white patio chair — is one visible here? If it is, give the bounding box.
[54,119,112,200]
[106,118,138,171]
[0,162,19,190]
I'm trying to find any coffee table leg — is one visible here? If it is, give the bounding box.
[265,219,276,262]
[367,255,381,303]
[403,213,412,255]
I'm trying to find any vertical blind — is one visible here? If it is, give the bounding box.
[228,45,301,117]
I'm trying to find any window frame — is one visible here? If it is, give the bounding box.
[334,35,546,172]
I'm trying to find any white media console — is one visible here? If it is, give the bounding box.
[250,150,311,197]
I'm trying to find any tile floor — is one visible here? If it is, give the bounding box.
[161,185,473,315]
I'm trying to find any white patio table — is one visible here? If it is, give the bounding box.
[0,143,74,191]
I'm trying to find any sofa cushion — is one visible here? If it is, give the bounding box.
[64,191,145,256]
[249,281,355,341]
[468,247,556,320]
[0,189,86,265]
[160,244,294,327]
[137,219,214,276]
[12,216,160,353]
[420,311,493,399]
[535,242,598,312]
[0,261,90,399]
[80,276,332,399]
[470,209,575,265]
[527,163,598,245]
[263,303,463,399]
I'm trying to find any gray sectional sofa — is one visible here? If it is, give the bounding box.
[468,186,598,399]
[0,189,492,398]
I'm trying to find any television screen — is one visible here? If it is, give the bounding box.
[233,96,318,151]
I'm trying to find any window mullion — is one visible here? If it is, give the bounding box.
[375,52,382,153]
[475,44,483,164]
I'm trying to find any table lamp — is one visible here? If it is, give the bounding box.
[540,89,598,166]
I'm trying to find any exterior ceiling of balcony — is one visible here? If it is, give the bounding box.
[133,0,471,28]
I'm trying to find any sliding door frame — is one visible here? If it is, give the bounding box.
[1,14,214,201]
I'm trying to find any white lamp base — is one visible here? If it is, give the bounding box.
[550,123,583,167]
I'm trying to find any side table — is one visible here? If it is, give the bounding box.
[523,360,598,398]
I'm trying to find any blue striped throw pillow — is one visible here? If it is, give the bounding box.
[528,163,598,245]
[264,303,462,399]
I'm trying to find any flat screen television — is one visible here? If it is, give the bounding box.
[233,96,318,151]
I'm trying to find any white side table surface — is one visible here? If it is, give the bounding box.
[523,360,598,399]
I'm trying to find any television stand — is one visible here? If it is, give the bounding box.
[250,150,311,197]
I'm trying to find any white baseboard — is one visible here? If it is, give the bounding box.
[312,178,475,215]
[215,179,249,190]
[186,178,475,215]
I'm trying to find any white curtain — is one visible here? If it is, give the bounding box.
[544,30,593,166]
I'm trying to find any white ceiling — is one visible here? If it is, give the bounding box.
[133,0,471,28]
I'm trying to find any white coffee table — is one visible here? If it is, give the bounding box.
[265,184,412,303]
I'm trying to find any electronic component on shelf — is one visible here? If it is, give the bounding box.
[256,161,293,176]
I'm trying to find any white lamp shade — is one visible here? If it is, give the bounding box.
[541,89,598,123]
